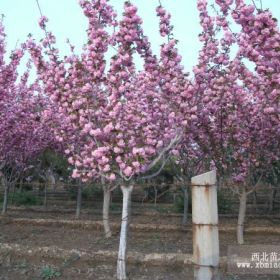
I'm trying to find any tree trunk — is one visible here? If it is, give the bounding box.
[237,188,247,245]
[76,184,82,219]
[2,180,9,215]
[44,184,47,210]
[252,191,257,213]
[50,171,56,192]
[154,186,158,205]
[10,182,16,205]
[19,179,23,193]
[103,188,112,238]
[117,185,133,280]
[182,186,189,225]
[269,187,276,213]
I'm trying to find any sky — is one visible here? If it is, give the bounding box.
[1,0,280,74]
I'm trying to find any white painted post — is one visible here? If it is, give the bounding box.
[191,170,220,280]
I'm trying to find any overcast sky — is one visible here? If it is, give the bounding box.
[1,0,280,74]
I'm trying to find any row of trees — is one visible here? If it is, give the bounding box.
[0,14,61,214]
[0,1,279,279]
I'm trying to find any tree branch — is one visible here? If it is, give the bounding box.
[138,154,170,181]
[247,174,263,195]
[143,133,181,173]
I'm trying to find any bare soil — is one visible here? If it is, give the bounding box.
[5,206,280,226]
[0,208,280,279]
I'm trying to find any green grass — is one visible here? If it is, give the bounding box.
[0,191,42,206]
[40,265,61,280]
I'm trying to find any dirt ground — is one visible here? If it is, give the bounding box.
[4,206,280,226]
[0,208,280,279]
[0,221,280,256]
[1,257,280,280]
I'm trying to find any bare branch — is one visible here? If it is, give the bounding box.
[35,0,57,56]
[251,0,258,10]
[143,133,181,173]
[35,0,43,17]
[109,184,118,192]
[232,185,241,196]
[138,154,170,181]
[247,174,263,195]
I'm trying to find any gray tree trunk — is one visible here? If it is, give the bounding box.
[19,179,23,193]
[44,184,47,210]
[2,180,9,215]
[269,187,276,213]
[76,184,82,219]
[237,188,247,245]
[154,186,158,205]
[182,186,189,225]
[103,188,112,238]
[252,191,257,213]
[117,185,133,280]
[49,171,56,192]
[10,182,16,205]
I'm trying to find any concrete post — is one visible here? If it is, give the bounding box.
[191,170,220,280]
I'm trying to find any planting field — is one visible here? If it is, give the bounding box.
[0,208,280,279]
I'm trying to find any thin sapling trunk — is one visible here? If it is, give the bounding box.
[76,184,82,219]
[182,185,189,225]
[117,185,133,280]
[237,187,247,245]
[2,180,9,215]
[252,191,257,213]
[103,187,112,238]
[269,186,276,213]
[10,182,16,205]
[154,186,158,205]
[44,184,48,210]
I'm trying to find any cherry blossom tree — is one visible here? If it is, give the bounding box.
[28,1,184,278]
[229,0,279,244]
[0,17,26,212]
[193,0,280,244]
[0,17,60,214]
[156,3,208,225]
